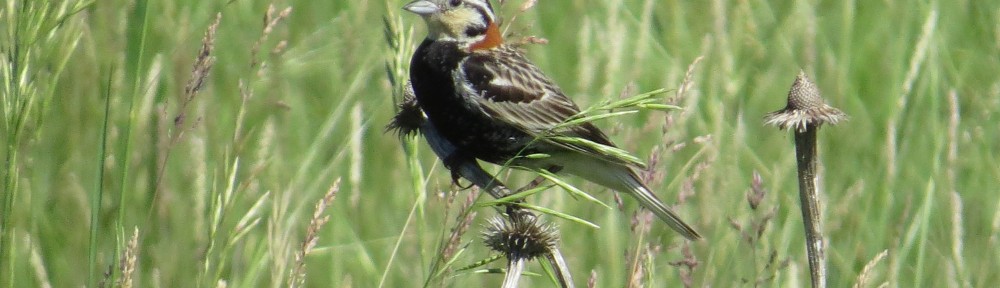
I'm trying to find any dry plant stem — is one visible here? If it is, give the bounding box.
[765,71,844,288]
[546,248,575,288]
[502,257,528,288]
[794,127,826,288]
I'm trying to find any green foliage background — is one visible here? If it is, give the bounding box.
[1,0,998,287]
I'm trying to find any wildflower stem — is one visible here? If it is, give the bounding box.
[794,126,825,288]
[502,257,527,288]
[765,70,844,288]
[546,248,575,288]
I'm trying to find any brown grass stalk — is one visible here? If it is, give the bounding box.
[288,179,340,288]
[441,189,479,264]
[853,250,888,288]
[151,12,220,219]
[117,227,139,288]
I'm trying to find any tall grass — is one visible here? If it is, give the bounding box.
[2,0,91,286]
[0,0,998,286]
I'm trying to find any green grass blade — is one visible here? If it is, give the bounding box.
[88,68,113,288]
[475,184,555,208]
[454,254,504,273]
[545,136,646,167]
[516,203,599,229]
[552,110,639,130]
[534,169,611,209]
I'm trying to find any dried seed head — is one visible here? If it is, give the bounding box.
[765,70,847,132]
[787,71,824,110]
[747,171,766,210]
[483,213,559,261]
[117,227,139,288]
[386,82,425,138]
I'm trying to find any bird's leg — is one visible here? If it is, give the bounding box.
[516,176,547,193]
[545,166,564,174]
[452,162,532,217]
[450,157,512,199]
[443,153,476,190]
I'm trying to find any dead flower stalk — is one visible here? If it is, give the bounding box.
[765,70,846,288]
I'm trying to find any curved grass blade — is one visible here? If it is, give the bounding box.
[517,203,599,229]
[533,169,611,210]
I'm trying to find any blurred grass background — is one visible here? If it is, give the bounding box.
[2,0,998,287]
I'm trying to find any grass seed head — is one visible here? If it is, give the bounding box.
[747,171,766,210]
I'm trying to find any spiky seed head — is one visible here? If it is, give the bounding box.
[482,213,559,260]
[386,82,425,138]
[765,70,847,132]
[787,70,824,110]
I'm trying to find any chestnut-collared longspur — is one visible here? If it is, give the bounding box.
[403,0,701,240]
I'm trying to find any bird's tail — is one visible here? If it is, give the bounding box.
[537,154,702,240]
[618,170,702,240]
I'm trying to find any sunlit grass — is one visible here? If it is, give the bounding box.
[1,0,998,287]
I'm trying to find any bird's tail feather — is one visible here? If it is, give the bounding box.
[619,171,702,240]
[538,154,702,240]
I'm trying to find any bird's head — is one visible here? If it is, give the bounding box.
[404,0,503,50]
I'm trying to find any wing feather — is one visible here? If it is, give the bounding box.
[459,46,646,169]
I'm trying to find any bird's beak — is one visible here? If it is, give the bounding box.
[403,0,440,16]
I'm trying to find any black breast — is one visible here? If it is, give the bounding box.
[409,40,533,163]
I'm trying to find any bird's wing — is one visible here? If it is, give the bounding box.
[458,46,646,169]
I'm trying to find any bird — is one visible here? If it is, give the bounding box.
[402,0,701,240]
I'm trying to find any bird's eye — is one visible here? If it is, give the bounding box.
[449,0,462,7]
